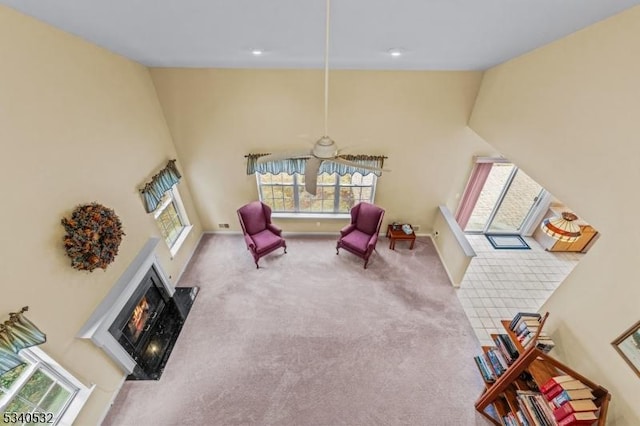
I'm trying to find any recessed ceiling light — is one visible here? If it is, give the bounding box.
[251,49,264,56]
[388,48,404,57]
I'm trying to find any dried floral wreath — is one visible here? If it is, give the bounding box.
[61,203,125,272]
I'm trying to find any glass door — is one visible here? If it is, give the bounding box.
[465,163,545,235]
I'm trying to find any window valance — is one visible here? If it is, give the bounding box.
[245,154,386,177]
[0,307,47,375]
[140,159,182,213]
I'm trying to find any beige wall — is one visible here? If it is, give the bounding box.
[432,205,476,287]
[469,6,640,425]
[0,6,202,424]
[150,68,496,234]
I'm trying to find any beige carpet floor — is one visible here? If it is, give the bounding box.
[103,234,490,426]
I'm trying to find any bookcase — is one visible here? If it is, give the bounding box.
[474,314,611,425]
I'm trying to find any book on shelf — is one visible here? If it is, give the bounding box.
[516,391,555,426]
[534,394,557,426]
[481,352,501,378]
[549,388,595,407]
[495,334,519,363]
[515,410,530,426]
[544,380,590,400]
[534,339,556,354]
[553,399,598,422]
[540,375,575,394]
[517,329,538,342]
[522,333,556,353]
[502,412,518,426]
[493,337,513,365]
[486,349,505,376]
[515,320,541,335]
[515,333,556,354]
[557,411,598,426]
[509,312,541,331]
[473,355,495,382]
[490,347,509,371]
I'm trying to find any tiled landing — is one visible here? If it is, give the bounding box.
[456,234,582,346]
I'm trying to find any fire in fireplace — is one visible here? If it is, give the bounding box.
[127,296,150,342]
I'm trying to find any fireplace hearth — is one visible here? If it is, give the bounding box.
[108,266,198,380]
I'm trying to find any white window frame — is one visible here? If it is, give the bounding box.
[255,171,377,218]
[0,347,94,426]
[153,185,193,257]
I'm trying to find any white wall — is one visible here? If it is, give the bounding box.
[469,6,640,424]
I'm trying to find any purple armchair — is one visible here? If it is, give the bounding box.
[336,202,385,269]
[237,201,287,268]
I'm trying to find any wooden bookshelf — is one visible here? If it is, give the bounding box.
[474,313,611,426]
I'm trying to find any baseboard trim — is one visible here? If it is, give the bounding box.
[204,230,242,235]
[283,231,338,237]
[96,375,127,426]
[202,230,430,237]
[428,234,459,288]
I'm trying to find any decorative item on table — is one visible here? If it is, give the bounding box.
[541,211,582,242]
[61,203,125,272]
[391,221,400,231]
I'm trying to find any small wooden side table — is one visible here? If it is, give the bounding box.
[386,224,416,250]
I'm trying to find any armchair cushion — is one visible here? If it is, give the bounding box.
[252,229,284,254]
[340,229,372,254]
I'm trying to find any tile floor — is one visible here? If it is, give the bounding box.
[456,234,582,346]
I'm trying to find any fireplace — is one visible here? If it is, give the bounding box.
[77,238,198,381]
[108,266,187,380]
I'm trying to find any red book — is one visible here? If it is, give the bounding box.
[544,380,589,400]
[557,411,598,426]
[553,399,597,422]
[540,375,574,394]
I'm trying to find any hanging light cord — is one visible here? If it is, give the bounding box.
[323,0,331,137]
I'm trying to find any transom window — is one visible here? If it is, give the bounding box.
[256,172,376,214]
[0,348,93,426]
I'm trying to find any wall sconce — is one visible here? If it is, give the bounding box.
[0,307,47,375]
[540,211,582,243]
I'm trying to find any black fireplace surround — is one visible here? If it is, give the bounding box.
[108,266,197,380]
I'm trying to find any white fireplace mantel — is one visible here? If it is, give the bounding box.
[77,237,175,373]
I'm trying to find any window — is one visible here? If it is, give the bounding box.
[0,348,93,426]
[256,172,376,214]
[153,186,192,256]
